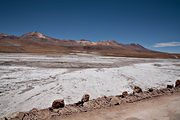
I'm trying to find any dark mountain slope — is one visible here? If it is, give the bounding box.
[0,32,179,58]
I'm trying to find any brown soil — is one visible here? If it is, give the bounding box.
[59,93,180,120]
[3,87,180,120]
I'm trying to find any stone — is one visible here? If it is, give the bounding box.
[148,88,153,92]
[17,112,25,120]
[81,94,90,103]
[167,84,174,89]
[122,91,128,98]
[133,86,142,94]
[110,97,121,105]
[52,99,65,109]
[83,100,101,109]
[95,96,111,107]
[30,108,38,113]
[175,80,180,87]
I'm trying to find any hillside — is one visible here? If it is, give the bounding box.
[0,32,179,58]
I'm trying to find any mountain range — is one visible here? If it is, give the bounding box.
[0,32,179,58]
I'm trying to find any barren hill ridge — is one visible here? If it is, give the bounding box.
[0,32,179,58]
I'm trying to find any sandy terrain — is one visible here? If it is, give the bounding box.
[0,53,180,117]
[58,93,180,120]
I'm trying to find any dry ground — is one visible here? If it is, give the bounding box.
[57,93,180,120]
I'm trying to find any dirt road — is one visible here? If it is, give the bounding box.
[57,93,180,120]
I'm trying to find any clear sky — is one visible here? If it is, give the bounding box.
[0,0,180,53]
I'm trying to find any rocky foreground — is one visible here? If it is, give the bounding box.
[1,80,180,120]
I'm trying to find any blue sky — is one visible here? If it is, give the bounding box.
[0,0,180,53]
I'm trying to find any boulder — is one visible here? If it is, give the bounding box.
[110,97,121,105]
[133,86,142,94]
[95,96,111,107]
[124,95,139,103]
[83,99,101,109]
[148,88,153,92]
[52,99,65,109]
[81,94,90,103]
[122,91,128,98]
[175,80,180,87]
[30,108,38,113]
[17,112,25,120]
[167,84,174,89]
